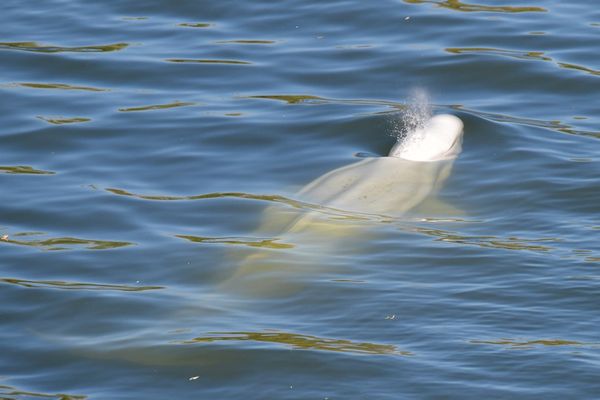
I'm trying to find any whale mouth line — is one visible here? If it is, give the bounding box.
[440,134,462,158]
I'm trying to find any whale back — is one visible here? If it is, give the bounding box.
[295,157,451,218]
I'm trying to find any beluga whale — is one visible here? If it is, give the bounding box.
[221,114,464,297]
[295,114,464,217]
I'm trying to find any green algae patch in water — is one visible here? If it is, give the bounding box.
[118,101,196,112]
[0,278,163,292]
[403,0,546,13]
[18,82,108,92]
[0,166,55,175]
[0,41,128,53]
[179,331,411,356]
[166,58,251,65]
[37,116,91,125]
[176,235,294,249]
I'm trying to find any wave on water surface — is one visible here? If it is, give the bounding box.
[0,41,128,53]
[0,278,163,292]
[403,0,547,13]
[1,232,133,251]
[178,331,411,356]
[0,166,55,175]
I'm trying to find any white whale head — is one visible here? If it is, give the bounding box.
[389,114,464,162]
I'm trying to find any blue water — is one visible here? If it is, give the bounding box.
[1,0,599,398]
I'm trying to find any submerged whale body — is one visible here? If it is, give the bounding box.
[295,114,464,218]
[222,114,464,296]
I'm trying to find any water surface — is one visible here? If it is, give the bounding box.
[1,0,599,398]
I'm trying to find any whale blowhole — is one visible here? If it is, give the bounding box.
[388,90,463,162]
[392,89,432,145]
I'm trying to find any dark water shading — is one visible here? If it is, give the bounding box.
[1,0,600,398]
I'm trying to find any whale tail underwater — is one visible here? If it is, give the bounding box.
[220,114,465,297]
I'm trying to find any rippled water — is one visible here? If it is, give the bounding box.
[1,0,599,398]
